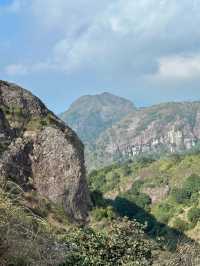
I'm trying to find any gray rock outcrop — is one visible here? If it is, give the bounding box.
[0,80,91,222]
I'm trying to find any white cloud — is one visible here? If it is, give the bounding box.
[30,0,109,35]
[45,0,200,75]
[4,62,55,76]
[154,55,200,80]
[4,0,200,82]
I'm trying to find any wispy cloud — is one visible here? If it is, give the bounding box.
[5,64,28,76]
[4,61,56,76]
[154,55,200,80]
[3,0,200,84]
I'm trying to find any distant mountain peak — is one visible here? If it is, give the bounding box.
[60,93,200,170]
[60,92,136,143]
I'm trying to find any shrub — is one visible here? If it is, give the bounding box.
[90,190,106,207]
[154,203,174,224]
[130,180,144,194]
[167,242,200,266]
[171,188,191,204]
[173,218,190,232]
[62,218,153,266]
[92,206,116,221]
[184,174,200,194]
[0,188,66,266]
[121,165,132,176]
[187,207,200,225]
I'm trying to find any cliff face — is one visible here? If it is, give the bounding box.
[60,92,200,170]
[0,81,91,222]
[93,102,200,168]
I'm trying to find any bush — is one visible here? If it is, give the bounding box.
[167,242,200,266]
[121,164,132,176]
[92,206,116,221]
[90,190,106,207]
[171,188,191,204]
[154,203,174,224]
[184,174,200,194]
[173,218,190,232]
[187,207,200,225]
[0,188,66,266]
[62,218,153,266]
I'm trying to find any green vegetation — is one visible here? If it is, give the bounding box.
[88,152,200,240]
[0,183,154,266]
[62,218,152,266]
[0,186,65,265]
[188,207,200,225]
[1,151,200,265]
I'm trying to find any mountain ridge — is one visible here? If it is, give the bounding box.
[60,92,200,170]
[60,91,136,145]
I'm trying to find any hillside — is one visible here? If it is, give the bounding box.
[0,81,200,265]
[94,102,200,168]
[60,94,200,170]
[0,81,157,266]
[88,152,200,243]
[60,92,136,144]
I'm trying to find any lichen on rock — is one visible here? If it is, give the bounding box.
[0,80,91,222]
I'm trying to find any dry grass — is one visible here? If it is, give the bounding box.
[0,183,67,266]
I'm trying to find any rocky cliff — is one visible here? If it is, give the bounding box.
[0,80,91,222]
[93,102,200,168]
[60,93,200,170]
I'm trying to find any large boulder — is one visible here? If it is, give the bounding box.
[0,80,91,222]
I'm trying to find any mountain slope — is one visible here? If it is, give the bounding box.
[93,102,200,168]
[61,93,200,170]
[88,152,200,243]
[60,92,136,144]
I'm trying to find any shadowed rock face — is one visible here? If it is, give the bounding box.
[0,80,91,222]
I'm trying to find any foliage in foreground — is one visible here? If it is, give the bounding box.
[62,218,152,266]
[0,184,153,266]
[0,187,66,266]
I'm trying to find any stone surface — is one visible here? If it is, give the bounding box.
[95,102,200,168]
[0,80,91,222]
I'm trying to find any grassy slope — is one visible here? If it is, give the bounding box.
[88,152,200,242]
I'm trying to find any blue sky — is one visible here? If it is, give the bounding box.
[1,0,200,113]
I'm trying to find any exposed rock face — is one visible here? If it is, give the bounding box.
[94,102,200,168]
[60,93,200,170]
[0,80,91,222]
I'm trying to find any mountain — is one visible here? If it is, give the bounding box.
[60,93,200,170]
[0,82,154,265]
[0,80,91,222]
[60,92,136,144]
[1,82,199,265]
[94,102,200,168]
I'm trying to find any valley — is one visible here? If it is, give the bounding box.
[0,81,199,265]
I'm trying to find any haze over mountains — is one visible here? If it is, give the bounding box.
[60,92,136,144]
[60,93,200,170]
